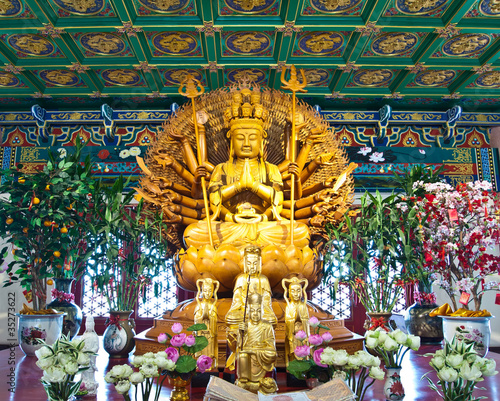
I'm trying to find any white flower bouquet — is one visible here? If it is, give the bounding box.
[424,337,498,401]
[35,334,95,401]
[105,352,176,401]
[364,329,421,368]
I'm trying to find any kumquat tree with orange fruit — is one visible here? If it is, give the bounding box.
[0,139,97,312]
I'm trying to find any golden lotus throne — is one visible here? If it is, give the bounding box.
[134,71,363,367]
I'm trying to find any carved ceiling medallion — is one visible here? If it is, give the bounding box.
[163,69,204,85]
[39,70,80,86]
[479,0,500,15]
[310,0,363,14]
[7,34,55,56]
[226,68,267,84]
[395,0,449,15]
[0,0,22,17]
[225,31,271,55]
[80,33,126,55]
[475,71,500,88]
[415,70,456,86]
[101,69,142,86]
[224,0,276,14]
[298,69,330,86]
[371,32,418,56]
[138,0,190,13]
[442,34,491,57]
[152,32,198,55]
[53,0,105,15]
[298,31,343,55]
[353,69,393,86]
[0,71,20,87]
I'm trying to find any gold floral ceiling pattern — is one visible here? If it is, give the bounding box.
[0,0,498,111]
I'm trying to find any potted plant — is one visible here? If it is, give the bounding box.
[393,165,446,343]
[326,191,413,329]
[415,180,500,355]
[0,140,97,354]
[86,175,170,358]
[105,323,212,401]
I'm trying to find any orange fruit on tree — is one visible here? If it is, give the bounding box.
[45,185,50,191]
[43,220,52,227]
[18,178,25,184]
[60,227,68,234]
[22,227,28,233]
[53,251,61,258]
[47,279,53,286]
[6,218,13,225]
[33,197,40,205]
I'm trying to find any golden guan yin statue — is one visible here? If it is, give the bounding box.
[134,67,359,366]
[194,278,219,370]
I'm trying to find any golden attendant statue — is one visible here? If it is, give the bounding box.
[283,277,310,365]
[235,292,278,394]
[193,278,219,370]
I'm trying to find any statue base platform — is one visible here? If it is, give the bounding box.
[134,298,364,368]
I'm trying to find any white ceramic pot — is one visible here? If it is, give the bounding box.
[16,313,65,356]
[383,366,405,401]
[441,316,494,356]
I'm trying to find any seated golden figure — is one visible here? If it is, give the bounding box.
[183,87,310,250]
[235,292,278,394]
[226,245,276,370]
[283,277,310,365]
[193,278,219,370]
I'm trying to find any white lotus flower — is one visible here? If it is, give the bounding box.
[383,336,399,352]
[459,362,483,382]
[365,336,379,349]
[140,362,159,378]
[354,351,373,368]
[331,349,349,366]
[105,372,117,383]
[392,330,407,345]
[42,366,66,383]
[437,367,459,382]
[480,359,498,376]
[132,355,145,367]
[369,366,385,380]
[163,358,176,371]
[115,380,131,394]
[64,361,79,375]
[57,352,73,366]
[407,335,420,351]
[430,356,445,370]
[35,346,53,359]
[130,372,144,385]
[446,354,464,369]
[77,352,90,366]
[36,355,55,370]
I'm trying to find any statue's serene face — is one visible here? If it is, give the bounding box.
[232,128,262,159]
[202,284,213,300]
[290,284,302,302]
[249,302,262,323]
[245,253,260,275]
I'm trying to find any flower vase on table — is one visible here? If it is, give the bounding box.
[47,278,83,340]
[441,315,494,357]
[16,312,65,356]
[364,312,393,332]
[103,311,136,358]
[168,375,191,401]
[383,367,405,401]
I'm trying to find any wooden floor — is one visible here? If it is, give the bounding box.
[2,343,500,401]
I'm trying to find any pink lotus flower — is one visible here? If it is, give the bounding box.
[165,347,179,363]
[295,330,307,341]
[294,345,311,358]
[197,355,213,373]
[313,348,327,368]
[170,333,187,347]
[158,333,168,344]
[322,332,333,343]
[309,334,323,346]
[309,317,319,328]
[185,335,196,347]
[171,323,183,334]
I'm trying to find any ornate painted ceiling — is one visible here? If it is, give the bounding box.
[0,0,499,112]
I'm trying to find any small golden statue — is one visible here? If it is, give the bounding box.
[283,277,310,365]
[235,292,278,394]
[193,278,219,370]
[226,245,277,370]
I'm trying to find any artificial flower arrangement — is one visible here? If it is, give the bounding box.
[287,317,385,400]
[0,139,96,311]
[35,334,95,401]
[364,328,421,368]
[326,191,412,314]
[414,180,500,314]
[105,322,212,401]
[424,336,498,401]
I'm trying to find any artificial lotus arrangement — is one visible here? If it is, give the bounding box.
[364,329,421,368]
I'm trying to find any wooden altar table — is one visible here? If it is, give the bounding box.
[1,344,499,400]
